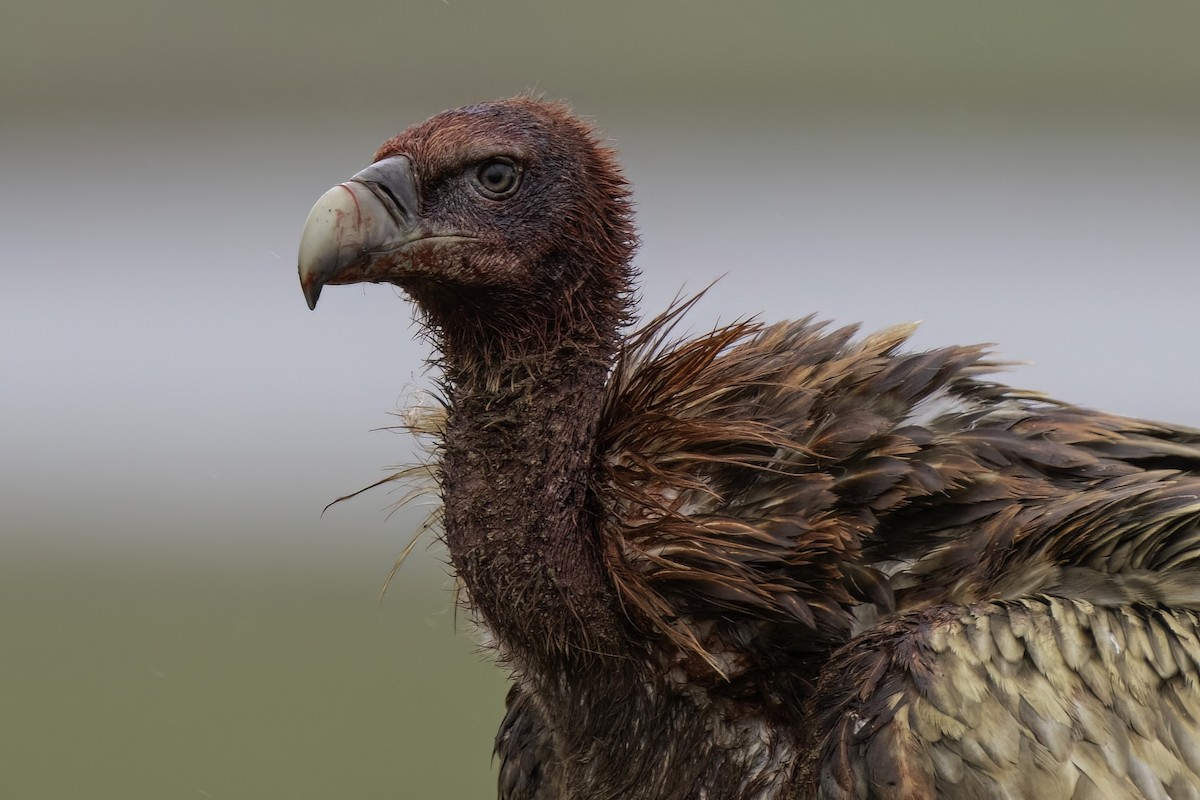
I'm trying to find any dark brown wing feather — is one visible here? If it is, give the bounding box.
[593,304,1000,687]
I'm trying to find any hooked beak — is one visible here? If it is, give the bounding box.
[297,155,420,310]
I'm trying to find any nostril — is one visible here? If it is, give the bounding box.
[365,181,413,226]
[377,183,407,215]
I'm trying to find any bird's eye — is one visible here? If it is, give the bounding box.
[473,158,521,199]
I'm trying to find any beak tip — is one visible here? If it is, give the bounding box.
[302,280,322,310]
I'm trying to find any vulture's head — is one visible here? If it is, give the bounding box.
[299,97,637,354]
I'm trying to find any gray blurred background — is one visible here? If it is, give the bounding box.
[3,1,1199,796]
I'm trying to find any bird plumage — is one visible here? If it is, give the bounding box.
[298,96,1200,799]
[808,598,1200,798]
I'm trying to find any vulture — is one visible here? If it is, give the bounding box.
[297,96,1200,799]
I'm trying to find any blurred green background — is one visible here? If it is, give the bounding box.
[3,1,1199,797]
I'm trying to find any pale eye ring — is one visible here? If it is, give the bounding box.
[472,158,522,199]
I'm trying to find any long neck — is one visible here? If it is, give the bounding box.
[434,280,635,674]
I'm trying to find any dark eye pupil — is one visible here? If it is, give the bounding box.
[477,160,518,195]
[483,164,507,186]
